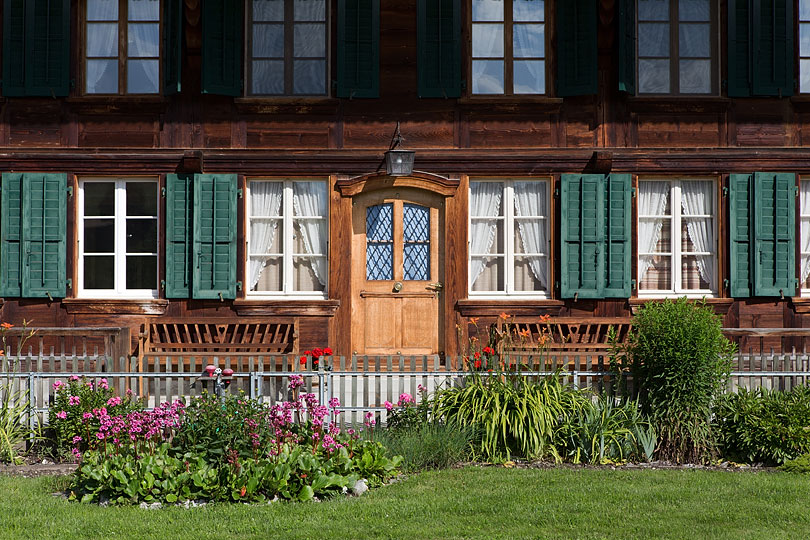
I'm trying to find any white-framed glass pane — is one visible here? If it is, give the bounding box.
[294,0,325,21]
[639,255,672,290]
[250,220,283,250]
[638,59,670,93]
[638,23,670,56]
[293,60,326,94]
[639,0,669,21]
[514,257,545,291]
[513,0,544,22]
[679,23,710,57]
[84,256,115,289]
[84,183,115,216]
[85,219,115,252]
[128,23,159,57]
[294,258,326,291]
[128,0,160,21]
[126,255,158,289]
[86,60,119,93]
[470,182,504,216]
[126,182,158,216]
[801,25,810,56]
[253,24,285,57]
[252,60,285,94]
[472,24,504,57]
[513,24,544,58]
[679,0,710,21]
[681,255,711,289]
[88,0,118,20]
[127,59,159,93]
[472,60,504,93]
[679,59,711,93]
[471,257,504,291]
[801,60,810,93]
[294,23,326,57]
[472,0,503,22]
[514,61,545,94]
[254,0,284,21]
[87,23,119,56]
[802,0,810,20]
[251,257,283,291]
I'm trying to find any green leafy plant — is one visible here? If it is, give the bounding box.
[0,320,38,464]
[715,386,810,465]
[377,422,475,471]
[780,453,810,474]
[623,298,734,463]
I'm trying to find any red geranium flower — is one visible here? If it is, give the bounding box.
[324,347,333,356]
[299,356,308,365]
[474,360,482,369]
[312,347,323,358]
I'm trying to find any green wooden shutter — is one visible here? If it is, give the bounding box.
[556,0,597,97]
[21,173,66,298]
[617,0,635,94]
[201,0,243,96]
[561,174,604,298]
[729,173,753,297]
[417,0,461,98]
[165,173,193,298]
[752,0,794,97]
[603,174,632,297]
[1,173,24,296]
[192,174,237,300]
[163,0,183,95]
[728,0,752,97]
[752,172,796,296]
[337,0,380,98]
[3,0,70,97]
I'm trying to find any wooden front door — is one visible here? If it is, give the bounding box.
[351,188,444,355]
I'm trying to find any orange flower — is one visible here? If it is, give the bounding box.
[539,314,551,324]
[0,350,5,357]
[0,322,12,329]
[499,312,509,320]
[240,486,247,497]
[468,317,480,325]
[519,328,531,338]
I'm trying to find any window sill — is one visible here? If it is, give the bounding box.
[233,299,339,317]
[233,97,340,115]
[628,296,732,315]
[625,96,731,113]
[65,96,169,115]
[457,96,563,112]
[456,298,565,317]
[62,298,168,315]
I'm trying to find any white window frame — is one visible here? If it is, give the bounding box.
[246,178,329,299]
[800,177,810,296]
[800,0,810,93]
[637,177,718,298]
[468,177,550,298]
[77,177,160,299]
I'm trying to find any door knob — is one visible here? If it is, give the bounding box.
[393,281,403,292]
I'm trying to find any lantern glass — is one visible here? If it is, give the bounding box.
[384,149,415,176]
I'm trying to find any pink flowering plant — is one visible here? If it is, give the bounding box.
[385,386,434,432]
[50,375,142,457]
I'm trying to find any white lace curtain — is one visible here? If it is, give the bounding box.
[470,182,502,288]
[801,181,810,284]
[637,181,669,283]
[514,182,547,289]
[249,182,283,290]
[681,180,714,287]
[293,182,328,287]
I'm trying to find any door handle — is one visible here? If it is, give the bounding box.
[426,282,443,291]
[392,281,403,292]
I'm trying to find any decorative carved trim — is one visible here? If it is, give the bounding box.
[628,297,733,315]
[62,298,169,315]
[336,171,460,197]
[233,299,340,317]
[455,299,565,317]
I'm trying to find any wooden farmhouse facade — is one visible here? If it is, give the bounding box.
[0,0,809,358]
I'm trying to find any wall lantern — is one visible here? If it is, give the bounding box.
[383,122,415,176]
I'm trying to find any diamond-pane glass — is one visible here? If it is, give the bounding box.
[404,204,430,280]
[366,204,393,280]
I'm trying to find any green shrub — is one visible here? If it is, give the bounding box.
[554,396,656,464]
[780,453,810,474]
[377,422,475,471]
[435,372,588,460]
[625,298,734,463]
[716,386,810,465]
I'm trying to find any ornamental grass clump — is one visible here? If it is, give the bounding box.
[625,298,734,463]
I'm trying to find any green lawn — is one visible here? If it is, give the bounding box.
[1,467,809,540]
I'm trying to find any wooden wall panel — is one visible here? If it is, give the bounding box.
[565,114,598,147]
[246,118,331,149]
[79,117,159,147]
[636,114,722,147]
[467,115,554,148]
[7,103,63,147]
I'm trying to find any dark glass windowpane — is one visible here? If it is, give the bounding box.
[126,255,158,289]
[126,182,157,215]
[84,256,115,289]
[127,218,157,252]
[84,219,115,252]
[84,183,115,216]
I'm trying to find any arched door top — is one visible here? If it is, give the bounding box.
[336,171,459,197]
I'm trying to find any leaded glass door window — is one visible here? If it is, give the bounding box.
[365,202,432,282]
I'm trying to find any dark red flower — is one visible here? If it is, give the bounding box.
[312,347,323,358]
[299,356,308,365]
[324,347,333,356]
[474,360,482,369]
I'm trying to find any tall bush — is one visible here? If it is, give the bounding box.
[626,298,734,462]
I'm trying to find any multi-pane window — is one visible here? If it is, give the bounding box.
[800,179,810,294]
[801,1,810,93]
[365,203,431,281]
[469,179,549,295]
[249,0,328,96]
[78,178,159,297]
[637,0,715,94]
[247,179,328,296]
[471,0,545,95]
[637,178,717,296]
[85,0,161,94]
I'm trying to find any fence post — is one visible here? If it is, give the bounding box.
[318,362,326,409]
[28,372,36,446]
[249,372,257,401]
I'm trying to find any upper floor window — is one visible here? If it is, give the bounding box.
[247,179,328,296]
[78,178,159,297]
[471,0,546,95]
[85,0,160,94]
[469,179,549,296]
[249,0,328,96]
[801,179,810,295]
[637,0,717,94]
[801,1,810,92]
[637,178,717,296]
